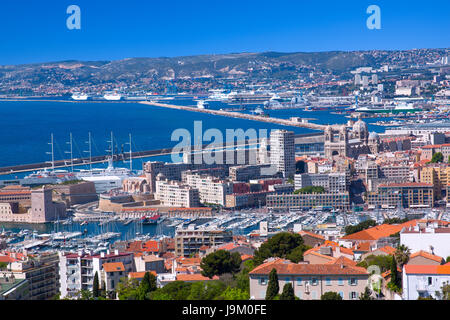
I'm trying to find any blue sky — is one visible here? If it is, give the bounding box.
[0,0,448,64]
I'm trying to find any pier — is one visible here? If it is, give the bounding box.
[140,101,329,131]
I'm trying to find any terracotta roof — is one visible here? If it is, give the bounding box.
[128,271,156,279]
[376,246,396,255]
[176,274,219,281]
[352,242,371,252]
[327,256,357,267]
[409,250,443,263]
[298,230,326,240]
[176,257,201,266]
[341,222,416,241]
[404,265,450,275]
[378,182,433,188]
[102,262,125,273]
[249,259,368,276]
[304,250,336,262]
[240,254,253,261]
[217,243,239,251]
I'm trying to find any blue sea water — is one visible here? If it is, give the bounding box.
[0,99,383,170]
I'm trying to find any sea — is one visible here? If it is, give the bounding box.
[0,97,385,239]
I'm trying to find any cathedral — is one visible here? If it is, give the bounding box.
[324,118,380,159]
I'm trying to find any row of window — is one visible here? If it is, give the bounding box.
[258,277,358,286]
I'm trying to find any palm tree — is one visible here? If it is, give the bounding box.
[394,245,410,267]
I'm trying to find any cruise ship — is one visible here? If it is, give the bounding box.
[71,92,89,101]
[21,169,78,186]
[103,92,122,101]
[356,102,421,114]
[75,157,134,193]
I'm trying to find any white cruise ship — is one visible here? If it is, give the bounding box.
[71,92,89,100]
[75,157,133,193]
[103,92,122,101]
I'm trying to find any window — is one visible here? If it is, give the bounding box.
[349,278,358,286]
[338,278,343,285]
[296,277,302,286]
[339,291,344,299]
[326,278,331,286]
[311,277,318,286]
[428,277,432,285]
[350,291,357,300]
[259,277,267,285]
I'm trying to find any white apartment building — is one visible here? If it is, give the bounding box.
[402,265,450,300]
[184,173,233,206]
[270,130,295,178]
[155,178,200,207]
[59,250,134,299]
[400,221,450,259]
[294,173,347,193]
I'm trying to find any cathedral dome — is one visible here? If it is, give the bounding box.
[368,131,379,140]
[353,118,368,133]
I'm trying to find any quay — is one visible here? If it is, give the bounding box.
[0,132,323,176]
[140,101,329,131]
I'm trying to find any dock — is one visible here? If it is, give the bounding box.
[140,101,329,131]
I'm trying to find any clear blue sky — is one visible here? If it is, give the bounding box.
[0,0,448,65]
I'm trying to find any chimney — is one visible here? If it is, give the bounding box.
[106,249,110,255]
[100,252,105,258]
[114,249,119,255]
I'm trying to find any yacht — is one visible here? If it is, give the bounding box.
[75,157,134,193]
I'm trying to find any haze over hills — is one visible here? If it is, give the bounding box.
[0,48,448,94]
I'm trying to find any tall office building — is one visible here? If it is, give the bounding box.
[270,130,295,178]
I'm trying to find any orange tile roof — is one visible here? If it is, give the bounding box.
[377,246,396,255]
[176,257,201,266]
[128,271,156,279]
[298,230,326,240]
[327,256,357,267]
[102,262,125,272]
[176,274,219,281]
[240,254,253,261]
[352,242,371,252]
[409,250,443,263]
[217,243,239,251]
[404,265,450,275]
[304,250,336,262]
[249,259,368,276]
[341,222,416,241]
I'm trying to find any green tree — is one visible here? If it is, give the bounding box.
[394,245,411,268]
[435,281,450,300]
[254,232,307,265]
[235,259,255,294]
[321,292,342,300]
[201,250,242,278]
[286,245,308,263]
[359,287,374,300]
[280,283,295,300]
[389,256,401,291]
[430,152,444,163]
[446,256,450,263]
[137,272,157,300]
[149,281,192,300]
[218,287,250,300]
[117,278,140,300]
[93,272,99,298]
[294,186,325,194]
[345,220,377,235]
[0,262,8,270]
[265,268,279,300]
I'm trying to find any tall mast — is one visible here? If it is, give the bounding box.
[65,133,73,172]
[127,133,132,171]
[46,133,55,171]
[84,132,92,171]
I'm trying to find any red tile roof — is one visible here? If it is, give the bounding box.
[103,262,125,272]
[404,265,450,275]
[409,250,443,263]
[176,274,219,281]
[249,259,368,276]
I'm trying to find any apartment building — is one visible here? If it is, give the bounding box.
[402,265,450,300]
[249,259,369,300]
[174,226,233,257]
[270,130,295,178]
[294,172,348,193]
[266,192,350,211]
[155,178,200,208]
[0,252,60,300]
[419,165,450,196]
[59,250,134,299]
[184,173,233,206]
[368,183,434,209]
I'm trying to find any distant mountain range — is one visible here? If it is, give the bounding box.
[0,48,448,93]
